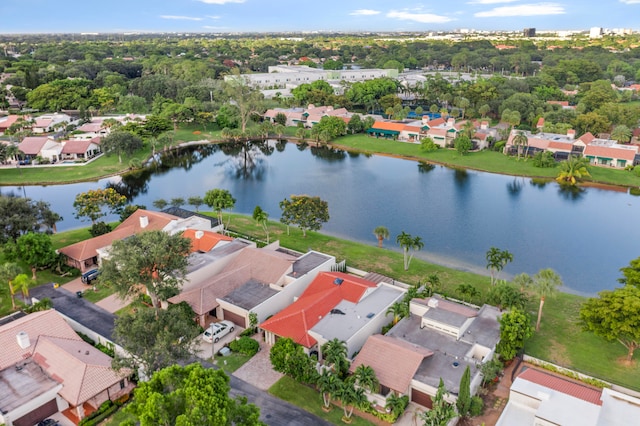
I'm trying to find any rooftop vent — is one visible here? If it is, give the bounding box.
[139,215,149,228]
[330,309,345,315]
[366,312,375,319]
[16,331,30,349]
[333,278,344,286]
[195,230,204,239]
[452,361,460,368]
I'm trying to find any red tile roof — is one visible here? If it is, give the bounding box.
[426,118,446,127]
[579,132,596,144]
[260,272,377,348]
[18,136,50,155]
[183,229,232,252]
[371,121,407,132]
[0,114,20,131]
[350,334,433,392]
[584,144,638,161]
[518,368,603,405]
[61,139,95,154]
[58,210,178,264]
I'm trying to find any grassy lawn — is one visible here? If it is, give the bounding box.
[101,405,137,426]
[269,376,375,426]
[332,134,640,188]
[216,352,253,373]
[79,282,116,303]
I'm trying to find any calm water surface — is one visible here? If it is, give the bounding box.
[4,141,639,295]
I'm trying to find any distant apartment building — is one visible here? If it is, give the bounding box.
[226,65,398,89]
[523,28,536,37]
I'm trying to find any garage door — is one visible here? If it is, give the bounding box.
[13,399,57,426]
[222,309,246,328]
[411,388,433,409]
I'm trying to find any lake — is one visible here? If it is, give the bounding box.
[4,141,639,295]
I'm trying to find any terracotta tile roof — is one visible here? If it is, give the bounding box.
[547,101,569,107]
[371,121,408,132]
[426,118,446,127]
[0,310,79,370]
[402,124,421,133]
[537,117,545,127]
[548,141,574,151]
[61,139,95,154]
[58,209,179,263]
[32,336,128,406]
[183,229,232,253]
[18,136,50,155]
[518,368,603,405]
[77,120,104,133]
[350,334,433,392]
[34,118,53,128]
[0,114,20,130]
[579,132,596,144]
[260,272,377,347]
[221,247,296,284]
[584,144,638,161]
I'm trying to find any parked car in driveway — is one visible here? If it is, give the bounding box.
[81,269,100,284]
[37,419,59,426]
[202,320,235,343]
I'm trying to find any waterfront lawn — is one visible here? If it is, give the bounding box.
[269,376,375,426]
[332,134,640,188]
[172,123,222,142]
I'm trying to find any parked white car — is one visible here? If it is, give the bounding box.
[202,320,235,343]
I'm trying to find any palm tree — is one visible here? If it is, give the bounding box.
[353,364,379,394]
[512,131,528,160]
[485,247,513,285]
[556,156,591,186]
[533,268,563,331]
[512,272,533,293]
[456,283,480,303]
[295,127,307,140]
[386,301,408,325]
[252,205,270,244]
[13,273,32,305]
[0,262,23,310]
[385,393,409,418]
[273,124,286,139]
[337,379,369,422]
[373,226,390,248]
[317,369,341,410]
[321,338,348,377]
[611,125,632,144]
[396,231,424,271]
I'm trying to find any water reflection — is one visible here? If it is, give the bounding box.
[530,178,549,190]
[418,162,436,174]
[507,178,523,197]
[558,184,585,201]
[310,145,347,162]
[453,168,470,188]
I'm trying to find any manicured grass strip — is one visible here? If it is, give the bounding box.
[269,376,375,426]
[216,352,253,373]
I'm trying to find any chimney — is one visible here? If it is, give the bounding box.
[139,215,149,228]
[567,129,576,139]
[16,331,30,349]
[195,230,204,239]
[447,118,455,127]
[481,121,488,130]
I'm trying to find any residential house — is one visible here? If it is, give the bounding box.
[0,310,133,426]
[583,138,639,168]
[74,119,109,139]
[0,114,21,134]
[497,367,640,425]
[420,117,460,148]
[59,137,101,161]
[263,104,373,128]
[17,136,62,163]
[350,295,501,409]
[261,271,404,359]
[168,244,330,327]
[58,209,214,272]
[367,121,423,142]
[31,113,74,134]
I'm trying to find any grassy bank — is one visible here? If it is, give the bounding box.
[332,134,640,188]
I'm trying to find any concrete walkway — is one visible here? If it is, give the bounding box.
[232,334,283,391]
[95,293,133,313]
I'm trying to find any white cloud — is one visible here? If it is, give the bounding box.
[350,9,381,16]
[160,15,203,21]
[387,10,452,24]
[620,0,640,4]
[468,0,518,3]
[197,0,245,4]
[475,3,565,17]
[206,15,221,19]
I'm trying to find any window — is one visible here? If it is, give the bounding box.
[120,379,126,389]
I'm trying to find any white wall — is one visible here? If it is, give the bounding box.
[1,384,62,426]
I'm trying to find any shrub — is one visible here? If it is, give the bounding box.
[229,336,259,356]
[469,396,484,416]
[634,165,640,177]
[78,400,118,426]
[493,140,506,152]
[90,221,112,237]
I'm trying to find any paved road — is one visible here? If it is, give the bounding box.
[193,359,332,426]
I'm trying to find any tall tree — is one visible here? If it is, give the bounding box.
[223,69,264,133]
[4,232,57,280]
[396,231,424,271]
[113,303,201,376]
[252,205,270,244]
[336,379,369,422]
[153,198,168,210]
[125,363,263,426]
[100,230,192,309]
[317,369,341,410]
[512,131,528,160]
[580,285,640,364]
[532,268,562,331]
[485,247,514,285]
[610,125,632,144]
[73,188,127,224]
[497,308,533,361]
[100,130,143,163]
[0,262,23,310]
[187,196,204,212]
[322,338,349,378]
[12,273,33,304]
[373,226,389,248]
[0,194,60,243]
[279,195,329,237]
[169,197,185,208]
[204,188,236,233]
[456,366,471,418]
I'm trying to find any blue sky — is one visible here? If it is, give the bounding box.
[1,0,640,34]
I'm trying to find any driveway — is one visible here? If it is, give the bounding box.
[194,323,242,360]
[232,335,283,390]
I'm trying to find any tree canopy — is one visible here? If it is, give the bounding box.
[203,188,236,232]
[126,363,263,426]
[100,130,143,163]
[4,232,57,280]
[279,195,329,237]
[0,194,61,243]
[100,230,192,309]
[73,188,127,224]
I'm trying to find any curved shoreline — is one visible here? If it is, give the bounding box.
[1,137,635,193]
